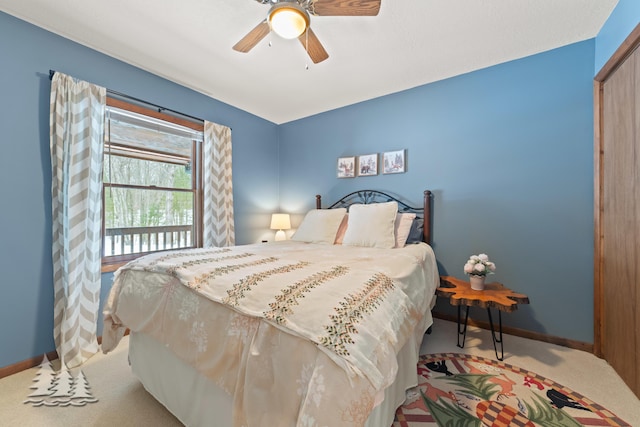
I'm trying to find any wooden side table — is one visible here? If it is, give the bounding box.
[437,276,529,360]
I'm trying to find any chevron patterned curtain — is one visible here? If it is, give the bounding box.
[50,72,106,369]
[203,121,235,247]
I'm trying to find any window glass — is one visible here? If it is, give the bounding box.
[103,104,203,262]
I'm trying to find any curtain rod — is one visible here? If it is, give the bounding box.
[49,69,205,125]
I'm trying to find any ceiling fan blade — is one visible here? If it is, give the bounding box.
[311,0,381,16]
[298,28,329,64]
[232,20,270,53]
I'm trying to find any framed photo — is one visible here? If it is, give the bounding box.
[383,149,406,174]
[337,156,355,178]
[357,153,378,176]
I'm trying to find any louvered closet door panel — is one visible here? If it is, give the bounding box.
[602,45,639,396]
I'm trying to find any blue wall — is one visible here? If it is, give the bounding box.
[276,3,640,345]
[0,11,279,368]
[595,0,640,73]
[2,2,639,369]
[279,40,596,342]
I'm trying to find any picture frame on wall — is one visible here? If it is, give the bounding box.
[383,149,406,174]
[337,156,356,178]
[357,153,378,176]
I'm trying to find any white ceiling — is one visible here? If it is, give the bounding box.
[1,0,617,124]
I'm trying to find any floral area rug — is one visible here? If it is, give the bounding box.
[393,353,630,427]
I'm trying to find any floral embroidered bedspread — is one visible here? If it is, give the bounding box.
[103,241,438,426]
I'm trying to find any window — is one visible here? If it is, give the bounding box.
[102,99,204,270]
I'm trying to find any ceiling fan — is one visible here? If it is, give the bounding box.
[233,0,382,64]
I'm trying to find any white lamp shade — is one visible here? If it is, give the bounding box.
[270,213,291,231]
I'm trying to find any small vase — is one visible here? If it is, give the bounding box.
[469,275,485,291]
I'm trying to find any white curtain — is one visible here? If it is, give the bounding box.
[50,72,106,368]
[203,121,235,247]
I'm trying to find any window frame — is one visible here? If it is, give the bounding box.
[101,98,204,272]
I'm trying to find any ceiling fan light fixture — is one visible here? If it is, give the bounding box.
[268,3,310,39]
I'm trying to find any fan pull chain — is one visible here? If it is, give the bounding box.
[304,30,309,70]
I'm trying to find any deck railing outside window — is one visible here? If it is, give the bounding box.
[104,225,193,256]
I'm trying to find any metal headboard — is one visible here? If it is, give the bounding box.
[315,189,433,245]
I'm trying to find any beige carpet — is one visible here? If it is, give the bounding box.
[1,318,638,427]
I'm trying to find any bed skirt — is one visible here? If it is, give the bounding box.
[129,330,424,426]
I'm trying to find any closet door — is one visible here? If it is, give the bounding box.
[599,40,640,398]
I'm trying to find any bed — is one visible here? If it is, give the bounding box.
[102,189,438,427]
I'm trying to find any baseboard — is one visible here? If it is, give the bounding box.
[432,312,594,354]
[0,331,129,379]
[0,350,60,380]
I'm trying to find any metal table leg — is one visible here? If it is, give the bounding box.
[457,305,470,348]
[486,308,504,360]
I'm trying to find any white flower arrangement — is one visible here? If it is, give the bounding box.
[463,253,496,277]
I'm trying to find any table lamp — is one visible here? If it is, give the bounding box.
[270,213,291,241]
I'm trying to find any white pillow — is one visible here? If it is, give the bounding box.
[342,201,398,249]
[291,208,347,244]
[395,213,417,248]
[335,212,416,247]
